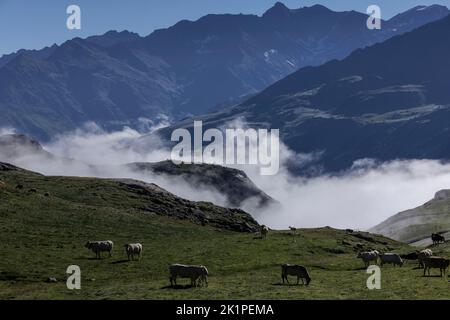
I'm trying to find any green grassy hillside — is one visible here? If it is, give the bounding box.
[370,190,450,243]
[1,164,449,300]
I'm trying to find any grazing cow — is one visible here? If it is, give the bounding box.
[124,243,143,261]
[431,233,445,245]
[357,250,379,267]
[418,249,433,268]
[85,240,114,259]
[281,264,311,285]
[401,251,419,261]
[423,256,450,277]
[379,253,403,267]
[169,264,208,287]
[260,225,269,239]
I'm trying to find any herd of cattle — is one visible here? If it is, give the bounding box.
[84,240,210,287]
[357,248,450,276]
[83,231,449,288]
[356,232,450,277]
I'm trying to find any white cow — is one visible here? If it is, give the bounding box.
[169,264,209,287]
[357,250,379,267]
[418,249,433,268]
[260,225,269,239]
[124,243,143,261]
[85,240,113,259]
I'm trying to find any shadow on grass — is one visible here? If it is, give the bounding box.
[0,271,23,281]
[422,275,446,278]
[161,284,195,290]
[352,267,369,271]
[110,260,130,264]
[75,256,114,261]
[271,283,308,287]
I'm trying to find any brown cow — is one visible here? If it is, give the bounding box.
[423,256,450,277]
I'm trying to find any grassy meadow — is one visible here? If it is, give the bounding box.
[1,167,450,300]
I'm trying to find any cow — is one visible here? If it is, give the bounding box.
[85,240,114,259]
[423,256,450,277]
[289,226,297,235]
[281,264,311,286]
[379,253,403,267]
[431,233,445,245]
[260,225,269,239]
[418,249,433,268]
[0,181,6,188]
[169,264,208,287]
[357,250,379,267]
[124,243,143,261]
[400,251,419,261]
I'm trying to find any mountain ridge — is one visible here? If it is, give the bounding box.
[157,13,450,173]
[1,3,448,141]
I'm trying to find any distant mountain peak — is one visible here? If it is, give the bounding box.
[303,4,332,13]
[390,4,449,22]
[85,29,141,47]
[263,2,291,18]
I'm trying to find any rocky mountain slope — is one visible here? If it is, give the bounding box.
[370,190,450,243]
[0,3,448,140]
[0,161,259,232]
[128,161,274,208]
[159,13,450,173]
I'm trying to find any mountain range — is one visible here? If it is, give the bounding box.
[160,11,450,173]
[1,3,448,141]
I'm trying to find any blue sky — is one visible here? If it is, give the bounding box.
[0,0,449,56]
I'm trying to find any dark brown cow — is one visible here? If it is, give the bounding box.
[423,256,450,277]
[281,264,311,285]
[431,233,445,245]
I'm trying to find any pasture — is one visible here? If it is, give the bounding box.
[1,169,450,300]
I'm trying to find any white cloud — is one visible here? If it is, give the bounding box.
[3,122,450,232]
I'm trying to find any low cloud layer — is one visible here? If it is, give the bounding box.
[2,123,450,231]
[247,160,450,230]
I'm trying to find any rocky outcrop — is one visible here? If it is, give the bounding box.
[127,161,275,208]
[116,178,260,232]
